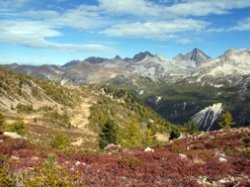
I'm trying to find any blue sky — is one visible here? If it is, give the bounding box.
[0,0,250,65]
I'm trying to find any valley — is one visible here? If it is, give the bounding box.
[0,50,250,186]
[1,0,250,186]
[3,48,250,130]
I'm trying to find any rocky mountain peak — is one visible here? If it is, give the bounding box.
[62,60,80,68]
[174,48,211,66]
[84,57,108,64]
[188,48,211,63]
[113,55,122,60]
[132,51,154,61]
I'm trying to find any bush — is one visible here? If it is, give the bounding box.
[22,162,83,187]
[6,117,26,135]
[117,157,144,168]
[169,130,180,140]
[219,111,233,130]
[44,111,71,128]
[99,120,117,149]
[242,148,250,157]
[45,154,57,170]
[50,132,70,149]
[185,120,199,134]
[16,104,33,113]
[0,168,16,187]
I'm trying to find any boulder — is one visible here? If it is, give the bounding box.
[144,147,154,153]
[4,131,22,139]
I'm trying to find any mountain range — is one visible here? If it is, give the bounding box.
[3,48,250,87]
[2,48,250,130]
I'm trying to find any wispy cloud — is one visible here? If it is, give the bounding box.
[0,0,250,52]
[49,5,109,30]
[99,0,163,17]
[206,17,250,32]
[0,0,30,10]
[98,0,250,17]
[101,19,209,40]
[164,0,250,16]
[231,17,250,31]
[0,20,117,54]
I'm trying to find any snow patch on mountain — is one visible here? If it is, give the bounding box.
[192,103,223,131]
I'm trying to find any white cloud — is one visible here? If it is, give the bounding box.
[166,0,250,16]
[207,17,250,32]
[23,10,60,19]
[0,0,249,50]
[232,17,250,31]
[99,0,162,17]
[0,20,117,54]
[98,0,250,17]
[0,0,30,11]
[49,5,108,29]
[0,6,107,30]
[101,19,209,40]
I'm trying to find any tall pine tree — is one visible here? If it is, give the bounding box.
[99,120,117,149]
[219,111,233,130]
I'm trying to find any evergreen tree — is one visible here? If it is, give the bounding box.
[99,120,117,149]
[186,120,199,134]
[169,129,180,140]
[219,111,233,130]
[143,128,154,146]
[121,120,142,147]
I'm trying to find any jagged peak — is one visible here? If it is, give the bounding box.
[113,55,122,60]
[62,60,80,68]
[173,48,211,66]
[84,56,108,64]
[133,51,155,61]
[188,48,211,59]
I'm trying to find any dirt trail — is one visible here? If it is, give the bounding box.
[70,97,95,135]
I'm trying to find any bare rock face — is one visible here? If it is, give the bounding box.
[173,48,211,66]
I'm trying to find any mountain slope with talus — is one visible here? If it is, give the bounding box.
[0,67,177,150]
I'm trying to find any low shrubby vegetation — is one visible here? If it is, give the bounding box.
[36,80,74,106]
[50,132,70,149]
[0,154,83,187]
[44,111,71,128]
[16,103,33,113]
[5,117,26,135]
[0,127,249,186]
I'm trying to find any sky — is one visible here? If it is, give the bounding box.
[0,0,250,65]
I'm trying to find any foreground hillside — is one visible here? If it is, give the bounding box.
[0,127,249,186]
[0,68,249,186]
[0,67,177,150]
